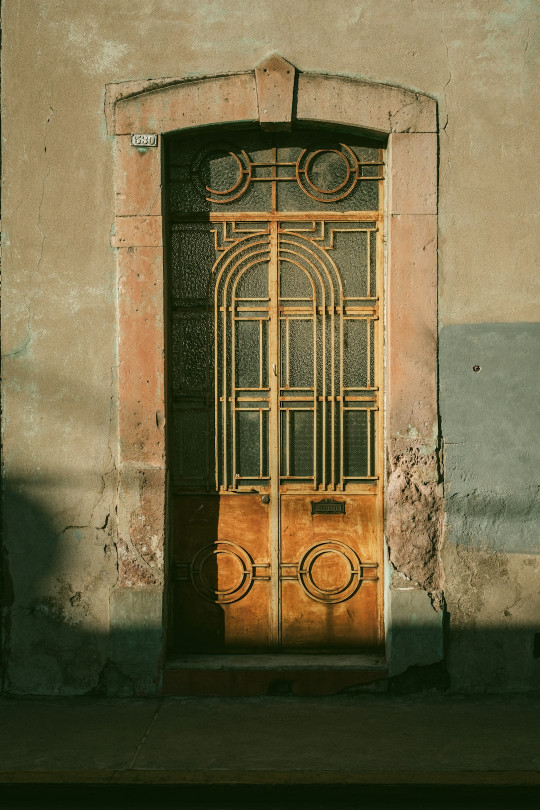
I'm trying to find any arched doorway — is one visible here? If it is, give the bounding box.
[107,57,439,693]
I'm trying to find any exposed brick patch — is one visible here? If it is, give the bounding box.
[128,470,164,572]
[116,465,165,588]
[115,538,159,587]
[386,444,444,591]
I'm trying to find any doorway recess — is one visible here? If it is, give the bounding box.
[106,57,439,696]
[165,129,385,671]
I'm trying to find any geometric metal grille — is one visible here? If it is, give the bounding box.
[213,220,379,492]
[167,131,384,496]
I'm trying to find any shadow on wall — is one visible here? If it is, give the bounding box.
[1,478,540,696]
[0,479,132,696]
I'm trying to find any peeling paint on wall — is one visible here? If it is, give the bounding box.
[386,444,444,593]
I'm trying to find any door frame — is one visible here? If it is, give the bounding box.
[105,55,441,694]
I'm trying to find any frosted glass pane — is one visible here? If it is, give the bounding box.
[370,409,376,476]
[235,320,260,389]
[172,313,208,393]
[169,176,271,214]
[282,410,313,477]
[355,181,379,211]
[237,410,260,477]
[282,319,314,388]
[280,260,313,299]
[170,225,216,301]
[235,262,268,299]
[343,319,368,388]
[343,410,368,478]
[172,409,208,483]
[369,319,375,387]
[330,231,368,299]
[354,146,380,162]
[369,230,377,297]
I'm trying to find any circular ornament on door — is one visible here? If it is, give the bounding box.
[190,540,254,604]
[298,540,363,603]
[193,144,251,203]
[296,144,358,202]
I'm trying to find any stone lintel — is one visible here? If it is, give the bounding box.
[106,63,435,137]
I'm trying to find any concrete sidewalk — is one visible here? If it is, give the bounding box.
[1,694,539,786]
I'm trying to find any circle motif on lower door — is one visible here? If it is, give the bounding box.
[190,541,254,604]
[299,540,363,604]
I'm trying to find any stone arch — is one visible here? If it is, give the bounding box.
[106,55,440,691]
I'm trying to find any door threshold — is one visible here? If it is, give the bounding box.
[162,653,388,696]
[166,653,386,670]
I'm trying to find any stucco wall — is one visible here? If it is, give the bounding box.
[1,0,538,694]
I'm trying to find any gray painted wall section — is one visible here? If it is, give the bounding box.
[440,322,540,555]
[440,323,540,692]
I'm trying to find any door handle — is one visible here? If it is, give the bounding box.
[272,363,277,376]
[261,495,270,504]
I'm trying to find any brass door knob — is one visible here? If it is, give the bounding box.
[261,495,270,504]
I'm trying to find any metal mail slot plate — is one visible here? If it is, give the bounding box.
[311,499,346,515]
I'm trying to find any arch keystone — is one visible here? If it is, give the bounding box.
[255,53,296,131]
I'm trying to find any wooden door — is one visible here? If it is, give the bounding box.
[167,131,384,652]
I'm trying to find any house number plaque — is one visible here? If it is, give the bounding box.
[131,133,158,147]
[311,499,346,515]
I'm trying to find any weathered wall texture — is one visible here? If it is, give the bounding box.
[1,0,538,694]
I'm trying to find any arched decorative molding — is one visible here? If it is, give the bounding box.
[106,57,440,692]
[105,55,436,136]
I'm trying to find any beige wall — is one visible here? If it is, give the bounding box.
[1,0,538,694]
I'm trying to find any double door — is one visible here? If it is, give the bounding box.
[167,132,384,652]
